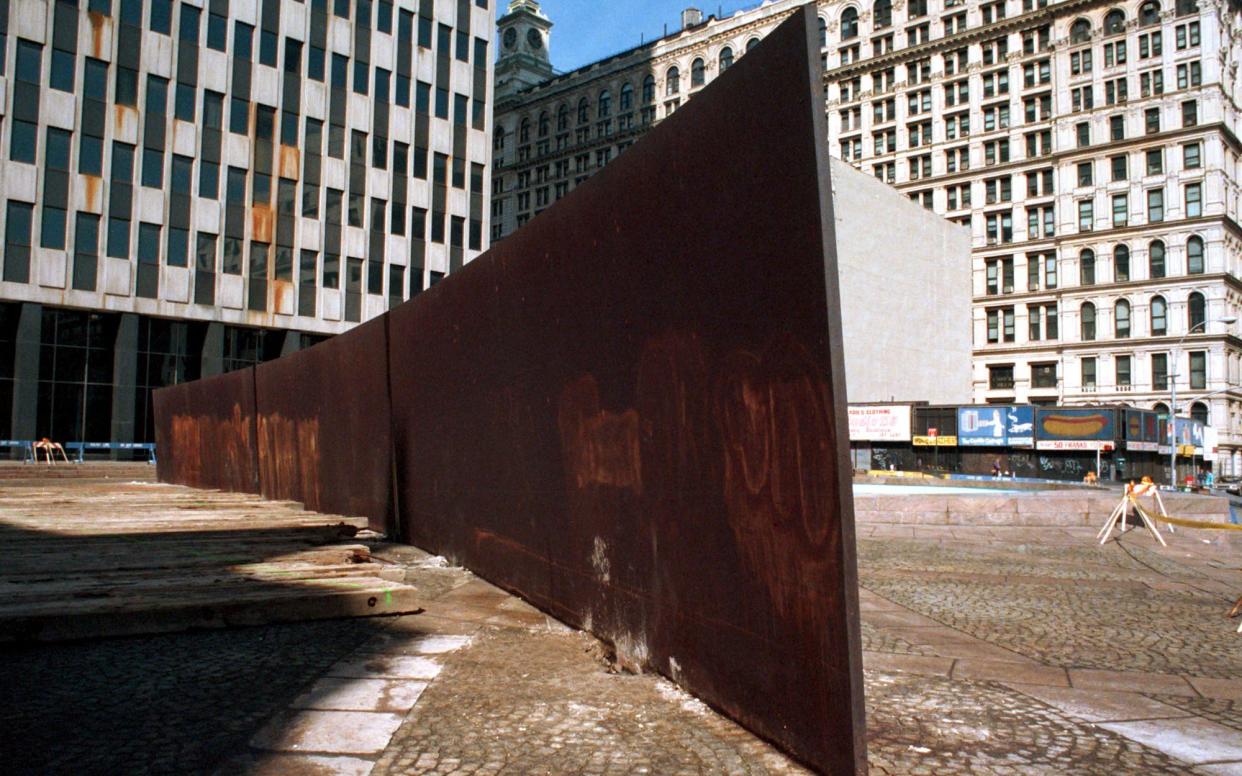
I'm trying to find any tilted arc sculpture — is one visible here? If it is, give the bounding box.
[155,7,866,772]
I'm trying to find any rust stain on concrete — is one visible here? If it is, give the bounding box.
[251,204,274,243]
[278,146,301,180]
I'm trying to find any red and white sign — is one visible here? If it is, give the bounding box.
[1036,440,1112,451]
[928,427,938,438]
[848,405,912,442]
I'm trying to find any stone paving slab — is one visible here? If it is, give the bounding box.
[1189,676,1242,701]
[1196,761,1242,775]
[251,710,406,755]
[1005,684,1194,723]
[326,654,444,681]
[951,657,1070,686]
[291,678,428,713]
[1097,716,1242,765]
[1069,668,1198,696]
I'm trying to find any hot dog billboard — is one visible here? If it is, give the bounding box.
[1035,408,1116,450]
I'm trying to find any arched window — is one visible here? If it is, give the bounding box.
[1187,236,1205,274]
[1191,401,1209,426]
[666,65,680,96]
[874,0,892,28]
[619,82,633,111]
[841,8,859,39]
[1153,401,1169,418]
[1115,299,1132,337]
[1176,0,1196,16]
[519,117,530,143]
[1150,240,1166,279]
[556,104,569,131]
[537,111,549,137]
[1151,295,1168,335]
[1115,244,1131,281]
[746,37,760,51]
[598,89,611,118]
[1081,301,1097,340]
[691,58,705,87]
[1139,0,1161,26]
[1080,249,1096,285]
[719,46,734,70]
[577,97,590,124]
[1189,291,1206,331]
[1103,9,1126,35]
[642,75,656,104]
[818,17,827,48]
[1070,18,1092,43]
[493,126,505,150]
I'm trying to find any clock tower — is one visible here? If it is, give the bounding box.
[495,0,554,100]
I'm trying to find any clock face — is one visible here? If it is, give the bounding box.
[527,28,543,50]
[503,28,517,49]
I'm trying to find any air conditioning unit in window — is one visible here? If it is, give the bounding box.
[986,236,998,246]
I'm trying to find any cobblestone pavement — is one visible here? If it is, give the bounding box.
[5,492,1242,774]
[0,618,381,775]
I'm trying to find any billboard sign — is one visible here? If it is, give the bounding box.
[848,405,912,442]
[1125,409,1159,451]
[957,407,1007,446]
[958,405,1035,447]
[1035,408,1115,442]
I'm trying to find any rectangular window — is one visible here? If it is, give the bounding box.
[1082,357,1097,388]
[1185,183,1202,217]
[1148,189,1164,222]
[1190,351,1207,390]
[988,365,1015,390]
[4,202,34,283]
[1116,356,1132,387]
[1112,194,1128,228]
[1184,143,1201,169]
[1152,353,1168,391]
[1182,100,1198,127]
[1032,363,1057,388]
[1111,155,1128,182]
[1078,200,1093,231]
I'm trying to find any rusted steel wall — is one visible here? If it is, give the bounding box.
[387,10,865,773]
[254,315,392,531]
[153,367,259,493]
[154,8,864,772]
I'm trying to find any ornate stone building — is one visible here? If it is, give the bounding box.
[493,0,1242,472]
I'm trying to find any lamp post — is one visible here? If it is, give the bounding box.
[1169,315,1237,488]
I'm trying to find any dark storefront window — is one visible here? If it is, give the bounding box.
[36,309,120,443]
[133,318,204,444]
[0,303,20,440]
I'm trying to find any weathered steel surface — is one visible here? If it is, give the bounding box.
[154,8,864,772]
[387,10,865,773]
[153,367,259,493]
[255,315,392,531]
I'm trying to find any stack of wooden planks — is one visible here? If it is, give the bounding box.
[0,464,420,643]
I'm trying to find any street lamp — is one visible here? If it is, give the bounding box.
[1168,314,1238,488]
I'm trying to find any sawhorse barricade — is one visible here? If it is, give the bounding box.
[1098,482,1170,547]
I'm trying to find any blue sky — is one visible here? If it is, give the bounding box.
[501,0,762,73]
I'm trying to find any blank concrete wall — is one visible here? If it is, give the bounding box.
[831,157,973,405]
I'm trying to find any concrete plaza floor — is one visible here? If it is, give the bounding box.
[1,468,1240,774]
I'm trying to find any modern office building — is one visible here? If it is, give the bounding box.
[492,0,1242,471]
[0,0,493,449]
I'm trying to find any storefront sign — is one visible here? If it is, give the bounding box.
[1036,439,1113,451]
[913,435,957,446]
[1126,441,1159,452]
[848,405,911,442]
